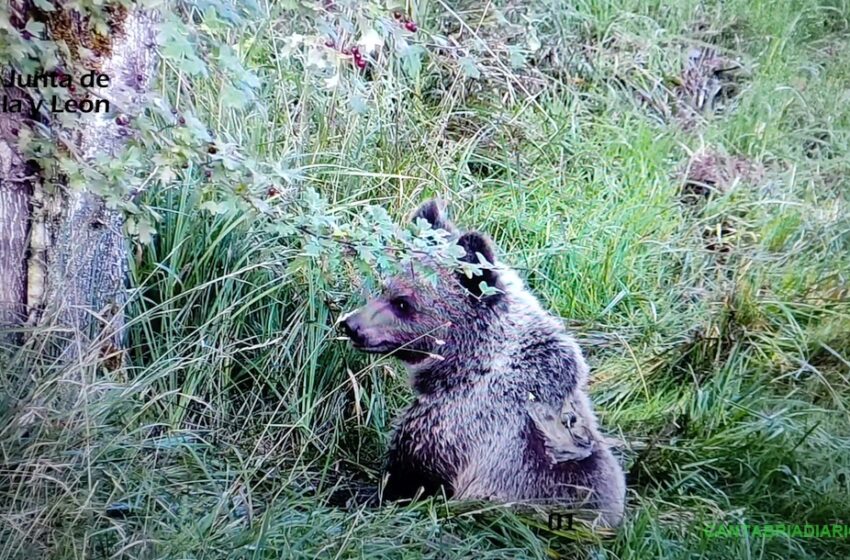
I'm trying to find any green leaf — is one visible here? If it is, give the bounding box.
[350,94,369,114]
[422,266,440,287]
[158,19,207,76]
[221,82,249,109]
[25,19,45,36]
[375,253,392,272]
[304,239,323,257]
[184,114,212,142]
[479,281,502,297]
[201,6,226,32]
[400,44,425,80]
[157,20,189,50]
[137,217,156,244]
[508,46,526,69]
[274,222,297,237]
[459,56,481,79]
[459,262,480,279]
[445,243,467,259]
[32,0,55,11]
[201,201,223,214]
[180,55,208,77]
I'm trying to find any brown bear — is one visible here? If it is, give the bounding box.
[341,200,625,527]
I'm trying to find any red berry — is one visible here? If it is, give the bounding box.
[351,46,360,56]
[404,21,417,32]
[178,116,186,125]
[115,115,129,126]
[355,58,367,69]
[68,83,76,92]
[268,187,280,197]
[325,39,335,48]
[393,11,402,19]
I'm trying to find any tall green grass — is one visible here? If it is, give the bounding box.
[2,0,849,558]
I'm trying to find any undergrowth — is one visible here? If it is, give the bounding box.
[2,0,849,558]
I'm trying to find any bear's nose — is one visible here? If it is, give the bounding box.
[341,317,364,345]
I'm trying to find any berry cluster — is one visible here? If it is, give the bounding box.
[393,10,418,32]
[350,45,367,69]
[322,10,419,70]
[325,40,368,70]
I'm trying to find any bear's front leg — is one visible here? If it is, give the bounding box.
[381,459,452,502]
[382,422,455,502]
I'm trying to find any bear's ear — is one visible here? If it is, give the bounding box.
[410,198,457,233]
[456,231,502,301]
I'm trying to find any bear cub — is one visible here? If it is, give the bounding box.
[341,200,625,527]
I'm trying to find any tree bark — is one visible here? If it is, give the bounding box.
[0,4,157,379]
[0,86,30,345]
[40,8,158,365]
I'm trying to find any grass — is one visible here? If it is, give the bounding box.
[2,0,850,558]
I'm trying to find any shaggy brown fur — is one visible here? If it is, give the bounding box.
[342,200,625,526]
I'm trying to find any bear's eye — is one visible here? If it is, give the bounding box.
[391,297,413,314]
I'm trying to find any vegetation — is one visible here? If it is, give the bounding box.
[2,0,849,558]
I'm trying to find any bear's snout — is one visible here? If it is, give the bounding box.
[341,315,366,347]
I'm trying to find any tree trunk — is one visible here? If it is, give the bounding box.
[0,86,30,345]
[0,3,158,399]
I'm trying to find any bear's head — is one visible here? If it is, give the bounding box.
[341,199,507,366]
